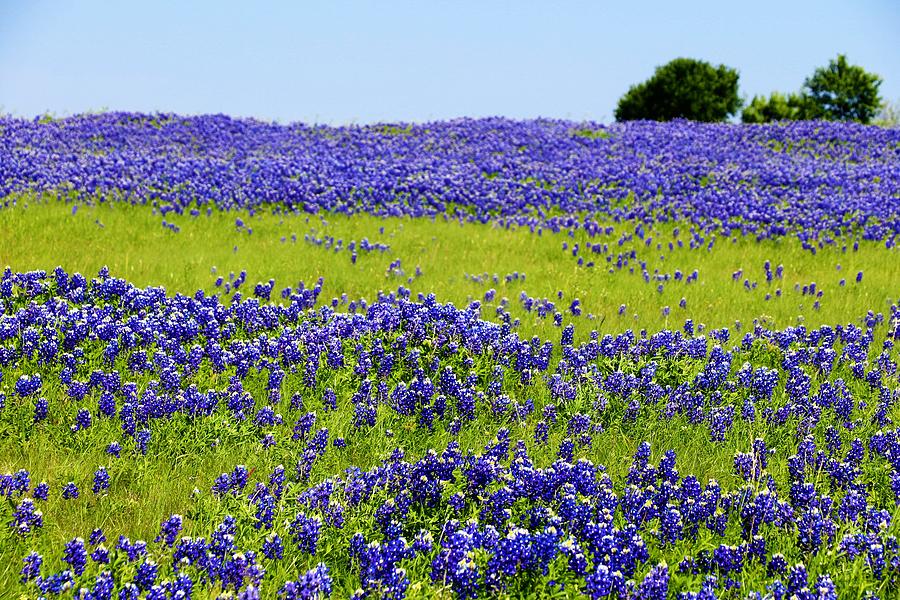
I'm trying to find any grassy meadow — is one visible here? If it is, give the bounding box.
[1,195,899,598]
[2,196,898,339]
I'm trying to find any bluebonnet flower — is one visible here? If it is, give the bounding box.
[62,481,79,499]
[63,537,88,576]
[679,576,718,600]
[734,452,755,479]
[98,391,117,417]
[1,469,30,497]
[253,491,278,529]
[289,512,322,555]
[133,559,158,591]
[33,397,48,422]
[585,564,626,598]
[292,412,317,441]
[768,553,788,575]
[213,465,250,496]
[38,569,75,595]
[279,563,332,599]
[558,534,588,576]
[323,388,337,411]
[91,545,110,564]
[135,429,151,455]
[16,374,42,397]
[117,535,149,562]
[155,514,183,546]
[557,437,575,462]
[20,551,42,583]
[0,179,899,595]
[89,528,106,546]
[263,533,284,560]
[431,524,482,599]
[707,406,735,442]
[659,506,684,546]
[69,407,93,432]
[92,466,110,494]
[636,562,669,600]
[448,493,466,514]
[10,498,43,536]
[254,406,278,427]
[33,481,49,501]
[89,571,116,598]
[797,508,836,553]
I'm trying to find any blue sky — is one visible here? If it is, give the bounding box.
[1,0,898,124]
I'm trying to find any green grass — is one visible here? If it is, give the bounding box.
[1,196,898,341]
[570,127,611,140]
[1,197,900,597]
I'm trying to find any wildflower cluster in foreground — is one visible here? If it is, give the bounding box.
[0,267,899,597]
[2,114,898,246]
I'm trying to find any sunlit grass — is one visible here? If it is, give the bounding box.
[1,196,898,341]
[1,196,899,596]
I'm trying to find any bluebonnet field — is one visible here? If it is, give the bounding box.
[1,113,900,599]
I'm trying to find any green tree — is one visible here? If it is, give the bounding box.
[614,58,742,122]
[874,99,900,128]
[741,92,808,123]
[802,54,882,123]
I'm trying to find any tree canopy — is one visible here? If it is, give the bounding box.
[741,92,807,124]
[742,55,883,124]
[801,54,882,123]
[614,58,742,123]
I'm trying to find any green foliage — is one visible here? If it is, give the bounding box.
[1,200,900,594]
[614,58,742,122]
[874,99,900,128]
[570,127,610,140]
[802,54,883,124]
[2,198,899,339]
[741,92,808,124]
[1,199,900,594]
[741,55,883,124]
[376,124,413,136]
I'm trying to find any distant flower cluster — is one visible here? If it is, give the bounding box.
[303,233,390,264]
[1,114,898,244]
[1,267,899,596]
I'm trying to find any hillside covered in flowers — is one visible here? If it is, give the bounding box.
[1,114,899,599]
